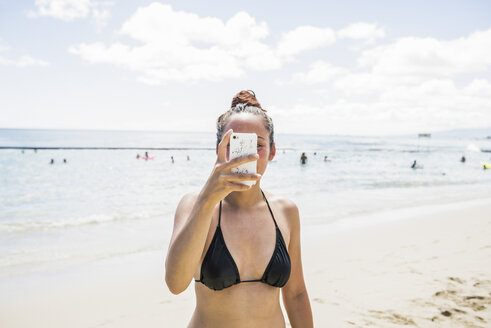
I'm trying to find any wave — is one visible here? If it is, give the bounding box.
[466,143,481,152]
[0,242,164,270]
[0,212,156,233]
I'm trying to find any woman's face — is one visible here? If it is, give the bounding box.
[218,112,276,177]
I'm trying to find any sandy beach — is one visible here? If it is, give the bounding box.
[1,198,490,328]
[305,198,491,327]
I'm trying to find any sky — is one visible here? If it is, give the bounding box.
[1,0,491,136]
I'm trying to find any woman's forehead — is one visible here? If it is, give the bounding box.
[224,113,268,136]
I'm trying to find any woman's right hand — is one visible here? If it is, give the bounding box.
[165,129,261,294]
[200,129,262,204]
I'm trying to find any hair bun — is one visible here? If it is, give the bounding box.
[231,90,266,111]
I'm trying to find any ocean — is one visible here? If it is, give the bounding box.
[1,128,491,278]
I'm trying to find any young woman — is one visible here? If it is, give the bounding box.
[165,91,313,327]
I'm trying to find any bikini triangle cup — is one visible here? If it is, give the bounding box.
[195,189,291,291]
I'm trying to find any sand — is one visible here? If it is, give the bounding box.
[305,198,491,327]
[1,198,490,327]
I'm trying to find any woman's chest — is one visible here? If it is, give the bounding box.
[217,204,290,279]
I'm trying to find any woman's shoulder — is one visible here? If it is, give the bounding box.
[263,190,298,210]
[263,190,300,227]
[181,190,200,201]
[174,190,201,216]
[177,190,199,204]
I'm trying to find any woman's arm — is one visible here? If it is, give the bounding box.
[165,129,262,294]
[165,190,217,294]
[281,201,314,328]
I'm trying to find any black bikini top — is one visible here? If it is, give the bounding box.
[195,190,291,291]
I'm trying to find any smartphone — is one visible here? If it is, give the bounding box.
[229,132,258,187]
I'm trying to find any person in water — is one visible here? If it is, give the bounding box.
[411,160,417,169]
[165,91,313,327]
[300,152,307,165]
[50,159,54,165]
[461,156,466,163]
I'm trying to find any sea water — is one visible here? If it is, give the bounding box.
[1,128,490,277]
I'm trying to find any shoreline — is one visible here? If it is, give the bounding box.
[1,197,490,327]
[302,194,491,235]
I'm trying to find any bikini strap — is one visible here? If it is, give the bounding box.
[261,189,279,229]
[218,200,222,227]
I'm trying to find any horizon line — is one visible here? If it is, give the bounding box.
[1,126,490,139]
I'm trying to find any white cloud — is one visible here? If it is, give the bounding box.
[378,79,491,122]
[276,23,387,86]
[281,60,348,85]
[276,26,336,58]
[274,77,491,135]
[0,43,49,67]
[69,4,390,85]
[318,27,491,103]
[276,26,491,134]
[266,24,491,135]
[332,72,392,95]
[0,55,49,67]
[70,3,281,84]
[337,22,386,44]
[463,78,491,97]
[297,27,491,97]
[28,0,112,23]
[358,27,491,80]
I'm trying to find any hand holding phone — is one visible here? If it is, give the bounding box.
[229,132,258,187]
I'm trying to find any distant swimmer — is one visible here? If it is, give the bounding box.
[187,155,190,161]
[136,154,140,159]
[313,152,317,156]
[171,156,174,164]
[142,151,156,160]
[484,163,490,170]
[300,152,307,165]
[461,156,466,163]
[50,159,54,165]
[324,156,331,162]
[63,158,67,164]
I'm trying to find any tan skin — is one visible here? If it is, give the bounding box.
[165,113,313,328]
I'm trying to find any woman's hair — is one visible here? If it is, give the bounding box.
[216,90,275,150]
